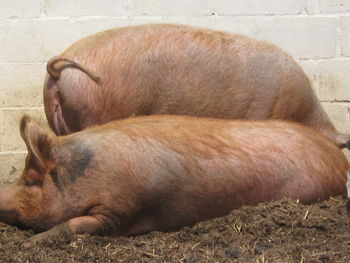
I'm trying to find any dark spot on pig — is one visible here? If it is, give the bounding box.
[53,141,95,192]
[67,146,94,183]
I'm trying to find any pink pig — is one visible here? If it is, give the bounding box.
[43,24,350,149]
[0,115,348,244]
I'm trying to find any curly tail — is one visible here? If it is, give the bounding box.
[46,56,100,83]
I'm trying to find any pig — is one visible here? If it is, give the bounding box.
[43,24,350,149]
[0,114,348,244]
[347,170,350,198]
[347,170,350,213]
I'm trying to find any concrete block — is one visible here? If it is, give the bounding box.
[43,0,130,17]
[208,0,306,15]
[78,18,146,38]
[0,110,2,151]
[0,153,27,186]
[300,59,350,102]
[322,102,350,134]
[38,19,82,61]
[77,0,130,16]
[305,0,320,14]
[299,60,322,97]
[80,18,124,38]
[214,16,337,59]
[250,16,335,58]
[0,0,41,18]
[0,19,81,63]
[341,16,350,56]
[0,63,45,107]
[79,17,216,39]
[214,16,256,37]
[131,0,208,16]
[160,16,216,29]
[320,0,350,13]
[0,20,42,63]
[42,0,76,17]
[1,108,48,152]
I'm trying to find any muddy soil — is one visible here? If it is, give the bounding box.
[0,197,349,263]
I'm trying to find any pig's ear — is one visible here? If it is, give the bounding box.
[20,115,55,173]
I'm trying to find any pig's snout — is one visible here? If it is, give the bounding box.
[0,209,18,227]
[0,187,19,227]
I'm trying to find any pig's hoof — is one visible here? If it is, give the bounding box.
[22,232,50,247]
[21,235,44,248]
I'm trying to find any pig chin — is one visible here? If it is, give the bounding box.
[0,208,36,231]
[0,209,23,228]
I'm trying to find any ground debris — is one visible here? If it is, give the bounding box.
[0,197,349,263]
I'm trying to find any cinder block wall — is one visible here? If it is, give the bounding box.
[1,0,350,185]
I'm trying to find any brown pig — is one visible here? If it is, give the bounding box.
[0,115,348,243]
[44,24,350,149]
[347,170,350,198]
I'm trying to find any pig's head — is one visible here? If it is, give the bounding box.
[0,115,68,232]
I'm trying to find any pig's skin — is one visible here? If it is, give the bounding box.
[43,24,350,149]
[347,170,350,198]
[0,115,348,244]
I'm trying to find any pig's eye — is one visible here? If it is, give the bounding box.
[49,168,58,178]
[24,178,36,187]
[24,169,41,187]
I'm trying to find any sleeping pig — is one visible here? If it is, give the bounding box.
[0,115,348,244]
[44,24,350,149]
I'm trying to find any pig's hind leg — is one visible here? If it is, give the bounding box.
[23,215,111,247]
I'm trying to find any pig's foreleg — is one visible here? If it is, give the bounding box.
[23,215,109,246]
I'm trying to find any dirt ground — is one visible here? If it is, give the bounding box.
[0,197,349,263]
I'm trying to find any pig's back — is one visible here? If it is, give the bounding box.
[83,116,348,204]
[60,24,316,123]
